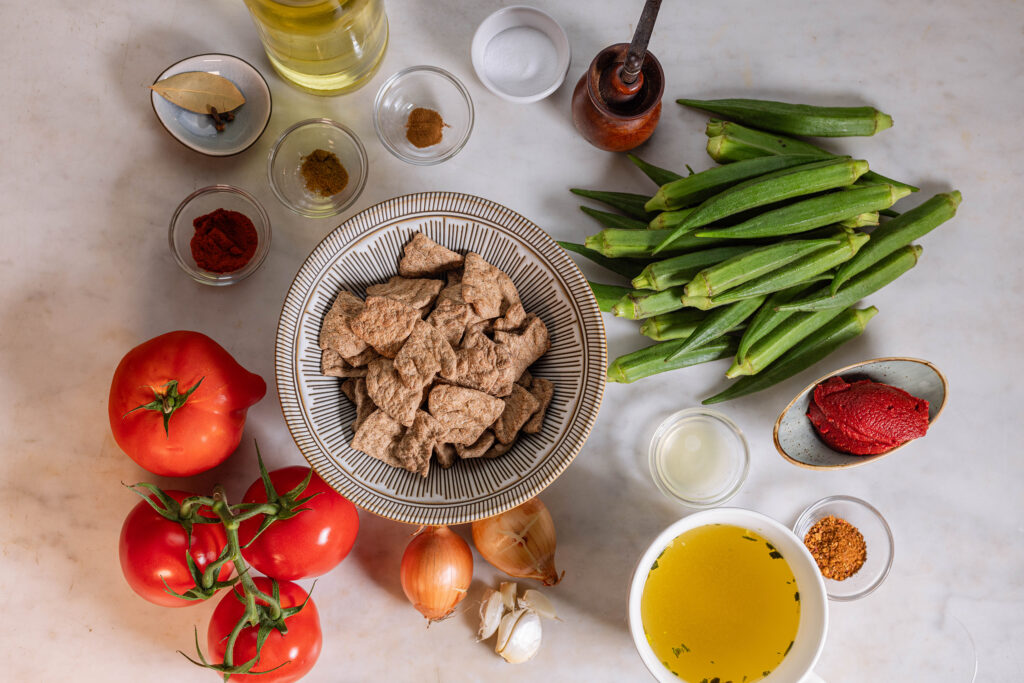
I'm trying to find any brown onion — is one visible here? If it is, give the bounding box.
[400,526,473,621]
[472,498,561,586]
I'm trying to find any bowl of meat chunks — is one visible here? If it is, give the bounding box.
[276,192,606,525]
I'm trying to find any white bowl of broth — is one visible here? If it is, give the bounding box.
[628,509,829,683]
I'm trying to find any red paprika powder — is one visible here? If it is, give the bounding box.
[190,208,258,273]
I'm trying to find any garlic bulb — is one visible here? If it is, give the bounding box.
[478,588,503,640]
[471,498,561,585]
[495,609,542,663]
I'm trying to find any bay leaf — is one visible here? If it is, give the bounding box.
[150,71,246,114]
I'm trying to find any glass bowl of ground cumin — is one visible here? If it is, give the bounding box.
[169,185,271,286]
[794,495,894,601]
[268,118,368,218]
[373,66,474,165]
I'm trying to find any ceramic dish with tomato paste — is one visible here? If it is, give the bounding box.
[806,376,929,455]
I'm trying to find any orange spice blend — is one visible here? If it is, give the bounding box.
[405,107,447,148]
[803,515,867,580]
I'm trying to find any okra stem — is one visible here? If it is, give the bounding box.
[570,188,656,220]
[589,281,634,312]
[580,206,649,231]
[627,154,684,187]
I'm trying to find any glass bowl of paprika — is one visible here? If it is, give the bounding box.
[268,118,369,219]
[169,185,271,286]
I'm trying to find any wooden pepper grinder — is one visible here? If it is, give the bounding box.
[571,0,664,152]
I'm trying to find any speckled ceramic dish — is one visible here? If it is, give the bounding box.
[151,53,272,157]
[275,192,606,525]
[774,357,947,470]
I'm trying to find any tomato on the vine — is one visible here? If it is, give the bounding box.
[207,578,322,683]
[238,467,359,580]
[118,489,232,607]
[108,331,266,477]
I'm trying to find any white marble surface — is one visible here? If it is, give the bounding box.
[1,0,1021,680]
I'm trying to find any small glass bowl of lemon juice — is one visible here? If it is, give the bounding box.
[649,408,750,508]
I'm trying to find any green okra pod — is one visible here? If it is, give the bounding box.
[726,307,847,377]
[607,337,739,384]
[703,306,879,403]
[627,154,684,187]
[735,282,826,362]
[666,295,767,360]
[558,241,650,279]
[695,184,909,240]
[645,154,820,212]
[570,188,656,220]
[648,207,697,230]
[655,158,869,253]
[705,120,918,193]
[631,245,751,291]
[589,281,634,312]
[684,238,840,298]
[710,231,869,303]
[778,245,923,312]
[580,206,649,231]
[584,229,743,258]
[612,286,687,320]
[639,309,711,341]
[680,97,893,137]
[831,191,960,293]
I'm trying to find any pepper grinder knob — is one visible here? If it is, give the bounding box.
[599,0,662,106]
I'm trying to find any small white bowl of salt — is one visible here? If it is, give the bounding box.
[471,6,571,104]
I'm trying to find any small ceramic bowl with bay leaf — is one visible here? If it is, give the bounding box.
[151,53,272,157]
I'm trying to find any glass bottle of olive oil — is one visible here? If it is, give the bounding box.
[242,0,388,96]
[641,524,801,682]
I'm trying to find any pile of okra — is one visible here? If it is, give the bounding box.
[561,98,961,403]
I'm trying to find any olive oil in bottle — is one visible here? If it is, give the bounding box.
[242,0,388,96]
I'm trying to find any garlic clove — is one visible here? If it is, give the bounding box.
[495,609,542,663]
[499,581,517,612]
[518,589,558,621]
[478,588,504,641]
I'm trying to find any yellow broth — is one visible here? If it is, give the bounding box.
[641,524,801,682]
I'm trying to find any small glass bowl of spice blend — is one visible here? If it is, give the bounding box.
[169,185,270,286]
[374,66,474,165]
[269,118,368,218]
[794,495,894,601]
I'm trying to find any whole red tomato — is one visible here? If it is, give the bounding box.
[119,489,232,607]
[238,467,359,580]
[108,331,266,477]
[207,578,321,683]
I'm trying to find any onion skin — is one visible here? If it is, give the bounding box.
[400,526,473,621]
[472,498,561,586]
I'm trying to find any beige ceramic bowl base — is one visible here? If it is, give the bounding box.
[276,192,606,525]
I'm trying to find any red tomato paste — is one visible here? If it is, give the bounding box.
[806,376,929,455]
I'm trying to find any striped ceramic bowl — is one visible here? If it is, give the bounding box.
[275,192,606,525]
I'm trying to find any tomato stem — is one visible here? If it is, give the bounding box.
[124,377,205,436]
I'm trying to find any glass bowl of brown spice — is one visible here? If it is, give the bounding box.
[794,495,895,601]
[373,65,474,165]
[268,118,368,218]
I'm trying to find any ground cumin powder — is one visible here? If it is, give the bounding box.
[405,107,447,148]
[803,515,867,580]
[300,149,349,197]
